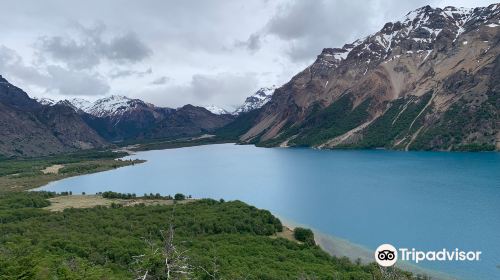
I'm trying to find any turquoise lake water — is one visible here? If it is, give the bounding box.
[38,144,500,280]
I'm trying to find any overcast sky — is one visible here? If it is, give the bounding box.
[0,0,495,109]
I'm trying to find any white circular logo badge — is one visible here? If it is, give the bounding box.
[375,244,398,267]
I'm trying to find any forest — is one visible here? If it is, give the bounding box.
[0,191,418,279]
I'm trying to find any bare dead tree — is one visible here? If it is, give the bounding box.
[133,205,192,279]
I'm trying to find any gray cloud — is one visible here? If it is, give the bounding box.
[0,45,109,96]
[36,22,152,69]
[0,0,493,106]
[0,45,48,86]
[140,72,259,109]
[150,76,170,85]
[109,67,152,79]
[106,32,152,62]
[235,33,262,52]
[45,65,110,96]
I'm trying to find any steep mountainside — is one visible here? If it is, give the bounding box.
[234,86,277,114]
[241,4,499,151]
[0,76,107,157]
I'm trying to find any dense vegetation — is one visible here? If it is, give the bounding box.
[258,96,372,148]
[0,150,142,192]
[0,150,127,177]
[100,191,191,201]
[290,96,371,147]
[409,95,497,151]
[353,93,432,149]
[0,192,415,279]
[129,137,234,152]
[215,110,261,140]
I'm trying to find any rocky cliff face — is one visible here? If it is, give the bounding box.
[0,76,107,157]
[241,4,499,151]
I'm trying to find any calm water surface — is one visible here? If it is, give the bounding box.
[38,144,500,280]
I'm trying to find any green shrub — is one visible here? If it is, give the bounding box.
[293,227,315,246]
[174,193,186,201]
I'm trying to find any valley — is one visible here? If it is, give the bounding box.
[0,2,499,280]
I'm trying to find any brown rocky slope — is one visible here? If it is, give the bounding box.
[241,4,499,151]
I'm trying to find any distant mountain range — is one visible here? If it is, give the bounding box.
[239,4,499,151]
[0,76,274,156]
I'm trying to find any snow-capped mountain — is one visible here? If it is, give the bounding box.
[234,86,277,114]
[63,95,154,117]
[35,97,56,106]
[204,105,230,115]
[313,4,500,71]
[86,95,154,117]
[53,95,233,142]
[240,4,499,151]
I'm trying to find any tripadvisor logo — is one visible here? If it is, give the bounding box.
[375,244,398,267]
[375,244,481,266]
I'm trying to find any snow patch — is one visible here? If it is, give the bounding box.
[203,105,229,115]
[234,86,277,114]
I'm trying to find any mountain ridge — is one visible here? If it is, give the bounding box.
[0,75,107,157]
[238,3,499,151]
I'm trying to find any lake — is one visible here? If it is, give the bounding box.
[38,144,500,280]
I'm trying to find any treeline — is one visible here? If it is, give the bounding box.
[100,191,191,201]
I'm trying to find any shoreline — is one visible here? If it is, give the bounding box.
[278,216,456,280]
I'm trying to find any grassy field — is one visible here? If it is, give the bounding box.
[44,194,194,211]
[0,150,144,192]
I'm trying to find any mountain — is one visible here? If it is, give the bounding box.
[239,4,499,151]
[203,105,230,115]
[74,95,156,118]
[234,86,277,114]
[0,77,234,156]
[0,76,107,157]
[64,96,234,142]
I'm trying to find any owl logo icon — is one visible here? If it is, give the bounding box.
[375,244,398,266]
